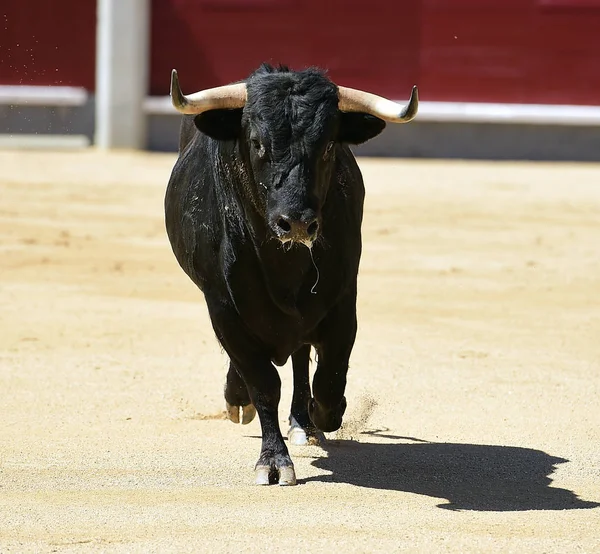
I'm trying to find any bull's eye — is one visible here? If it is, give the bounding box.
[252,139,266,159]
[323,141,335,160]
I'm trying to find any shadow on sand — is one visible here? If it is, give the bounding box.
[300,430,599,511]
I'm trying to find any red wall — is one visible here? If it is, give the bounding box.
[419,0,600,104]
[149,0,420,101]
[1,0,599,105]
[0,1,96,88]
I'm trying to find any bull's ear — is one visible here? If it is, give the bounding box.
[194,109,243,141]
[337,113,386,145]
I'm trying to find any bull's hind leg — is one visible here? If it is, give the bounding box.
[224,361,256,424]
[288,345,325,446]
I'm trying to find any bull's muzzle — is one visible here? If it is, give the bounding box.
[270,212,320,245]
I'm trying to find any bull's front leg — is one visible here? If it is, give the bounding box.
[308,292,356,433]
[236,355,296,486]
[208,299,296,486]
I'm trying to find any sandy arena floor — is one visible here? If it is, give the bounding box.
[0,150,599,552]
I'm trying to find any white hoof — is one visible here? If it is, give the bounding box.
[288,416,325,446]
[279,466,297,486]
[255,465,271,485]
[226,402,239,424]
[254,464,297,486]
[288,425,309,446]
[241,404,256,425]
[226,402,256,425]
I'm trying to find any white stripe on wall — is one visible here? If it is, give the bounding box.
[2,86,600,127]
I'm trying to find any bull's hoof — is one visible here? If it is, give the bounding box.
[255,463,297,486]
[225,402,256,425]
[308,397,347,433]
[288,416,325,446]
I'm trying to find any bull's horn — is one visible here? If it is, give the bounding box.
[170,69,247,115]
[337,84,419,123]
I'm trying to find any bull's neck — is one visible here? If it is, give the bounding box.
[224,145,315,312]
[224,143,270,243]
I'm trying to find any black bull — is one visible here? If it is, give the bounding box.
[165,64,418,485]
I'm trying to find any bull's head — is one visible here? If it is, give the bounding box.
[170,65,418,246]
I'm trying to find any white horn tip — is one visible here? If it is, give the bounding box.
[170,69,187,112]
[170,69,179,97]
[403,85,419,121]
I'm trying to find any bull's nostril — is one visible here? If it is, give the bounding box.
[276,218,291,234]
[306,220,319,237]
